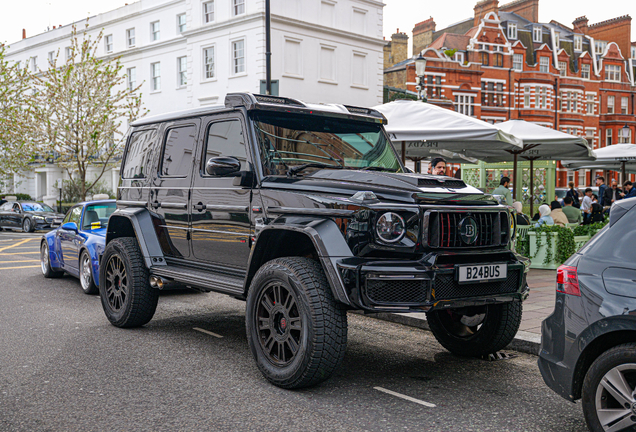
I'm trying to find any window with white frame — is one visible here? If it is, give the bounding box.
[65,47,72,60]
[539,87,547,108]
[232,39,245,74]
[559,61,567,76]
[569,92,577,113]
[586,94,594,114]
[427,75,442,99]
[177,56,187,86]
[619,127,632,144]
[585,129,594,148]
[203,46,215,79]
[31,56,37,72]
[482,81,503,107]
[105,34,113,53]
[524,87,530,107]
[351,52,367,87]
[319,45,336,81]
[47,51,54,64]
[595,40,607,55]
[320,1,335,27]
[554,32,560,50]
[607,95,615,114]
[203,1,214,23]
[151,21,160,41]
[632,46,636,59]
[352,8,367,35]
[513,54,523,71]
[177,14,186,33]
[126,28,135,47]
[507,22,517,39]
[622,97,629,114]
[454,94,474,116]
[233,0,245,15]
[454,52,464,63]
[533,27,542,43]
[606,128,612,145]
[127,67,136,91]
[151,62,161,91]
[284,38,302,77]
[581,63,590,79]
[574,35,582,51]
[540,57,549,73]
[605,64,621,82]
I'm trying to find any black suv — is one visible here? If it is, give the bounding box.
[100,93,528,389]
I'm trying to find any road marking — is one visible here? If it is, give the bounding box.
[0,260,40,263]
[0,239,33,253]
[0,252,40,255]
[193,327,223,338]
[0,265,41,270]
[373,387,436,408]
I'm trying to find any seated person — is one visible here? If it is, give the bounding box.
[588,195,605,224]
[550,201,568,227]
[512,201,530,225]
[561,196,582,224]
[535,204,554,228]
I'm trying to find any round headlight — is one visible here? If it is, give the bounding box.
[376,212,406,243]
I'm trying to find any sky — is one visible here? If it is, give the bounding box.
[1,0,634,50]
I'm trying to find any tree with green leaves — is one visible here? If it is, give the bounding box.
[32,20,147,200]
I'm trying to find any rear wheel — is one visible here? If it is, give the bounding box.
[426,302,522,357]
[246,257,348,389]
[40,241,64,278]
[79,251,98,294]
[98,237,158,328]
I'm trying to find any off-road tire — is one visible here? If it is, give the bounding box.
[426,301,522,357]
[79,250,98,295]
[99,237,158,328]
[246,257,348,389]
[23,218,34,233]
[581,343,636,432]
[40,241,64,278]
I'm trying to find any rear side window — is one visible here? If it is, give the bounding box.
[160,125,197,177]
[122,129,157,179]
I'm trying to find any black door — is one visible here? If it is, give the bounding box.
[150,119,200,259]
[60,206,82,270]
[191,115,252,271]
[0,202,13,227]
[8,203,23,228]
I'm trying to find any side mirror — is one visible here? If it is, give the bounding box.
[206,156,241,177]
[61,222,78,233]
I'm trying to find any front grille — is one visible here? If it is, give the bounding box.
[365,278,428,305]
[428,211,507,248]
[432,271,520,300]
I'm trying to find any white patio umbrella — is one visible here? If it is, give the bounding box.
[562,144,636,182]
[373,100,523,165]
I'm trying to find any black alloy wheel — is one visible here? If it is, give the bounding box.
[104,253,128,310]
[23,218,33,233]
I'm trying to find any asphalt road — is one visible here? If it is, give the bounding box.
[0,230,588,432]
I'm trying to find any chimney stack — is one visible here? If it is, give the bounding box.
[572,16,589,34]
[473,0,499,27]
[22,29,26,39]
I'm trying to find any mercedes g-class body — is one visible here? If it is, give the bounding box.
[100,93,529,389]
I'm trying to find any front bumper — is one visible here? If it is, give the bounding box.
[336,249,528,313]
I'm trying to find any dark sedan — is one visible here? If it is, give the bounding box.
[0,201,64,232]
[539,197,636,432]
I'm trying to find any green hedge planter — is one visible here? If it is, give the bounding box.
[528,232,559,270]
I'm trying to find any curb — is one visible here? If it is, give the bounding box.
[358,311,541,356]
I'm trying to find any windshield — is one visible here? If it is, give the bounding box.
[22,203,55,212]
[82,203,117,230]
[251,112,403,175]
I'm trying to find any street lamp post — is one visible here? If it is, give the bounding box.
[415,54,427,103]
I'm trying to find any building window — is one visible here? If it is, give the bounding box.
[540,57,549,73]
[513,54,523,71]
[480,52,489,66]
[568,92,577,113]
[524,87,530,107]
[352,8,367,35]
[586,94,594,114]
[533,27,542,43]
[232,39,245,74]
[319,45,336,81]
[607,95,615,114]
[632,46,636,59]
[352,52,367,86]
[320,1,335,27]
[65,47,72,60]
[233,0,245,15]
[203,1,214,23]
[427,75,442,99]
[177,56,187,87]
[585,130,595,148]
[493,53,503,67]
[31,56,37,72]
[105,34,113,53]
[203,46,215,79]
[595,41,607,55]
[554,32,560,50]
[574,35,582,51]
[126,28,135,47]
[619,127,632,144]
[559,61,567,76]
[537,86,547,109]
[454,95,474,116]
[507,22,517,39]
[47,51,54,64]
[454,52,464,63]
[581,63,590,79]
[622,97,629,114]
[127,67,136,91]
[284,38,302,77]
[481,82,502,107]
[177,14,186,33]
[605,64,621,82]
[151,62,161,91]
[151,21,160,41]
[606,128,612,145]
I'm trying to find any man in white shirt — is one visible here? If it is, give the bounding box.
[580,188,593,224]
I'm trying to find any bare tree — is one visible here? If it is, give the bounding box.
[33,20,147,200]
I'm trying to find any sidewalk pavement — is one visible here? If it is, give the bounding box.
[365,268,556,356]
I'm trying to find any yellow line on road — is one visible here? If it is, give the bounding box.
[0,239,33,253]
[0,265,41,269]
[0,238,39,243]
[0,260,40,263]
[0,252,40,255]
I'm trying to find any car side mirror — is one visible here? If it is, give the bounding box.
[206,156,241,177]
[61,222,78,233]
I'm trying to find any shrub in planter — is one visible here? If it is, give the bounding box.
[527,225,576,269]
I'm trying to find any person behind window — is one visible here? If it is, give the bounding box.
[535,204,554,228]
[428,157,446,176]
[566,181,580,208]
[492,176,513,206]
[512,201,530,225]
[550,201,568,227]
[562,196,582,224]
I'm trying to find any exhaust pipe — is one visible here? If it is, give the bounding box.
[149,275,172,289]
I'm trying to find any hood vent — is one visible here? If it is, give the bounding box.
[418,178,466,189]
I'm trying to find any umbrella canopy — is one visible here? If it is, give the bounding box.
[373,100,523,161]
[562,144,636,180]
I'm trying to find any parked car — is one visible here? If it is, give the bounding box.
[40,200,117,294]
[539,197,636,432]
[99,92,529,389]
[0,200,64,232]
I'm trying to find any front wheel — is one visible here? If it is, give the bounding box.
[582,343,636,432]
[98,237,159,328]
[23,218,34,233]
[246,257,348,389]
[79,251,98,294]
[426,301,522,357]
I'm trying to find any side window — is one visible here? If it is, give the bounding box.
[160,125,197,177]
[202,120,248,174]
[13,203,20,212]
[69,206,82,226]
[122,129,157,179]
[62,209,72,224]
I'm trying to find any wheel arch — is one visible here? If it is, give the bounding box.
[106,208,166,269]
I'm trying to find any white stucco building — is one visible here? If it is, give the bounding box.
[4,0,385,205]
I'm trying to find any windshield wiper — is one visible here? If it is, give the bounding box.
[287,162,344,177]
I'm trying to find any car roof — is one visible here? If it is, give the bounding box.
[78,199,117,206]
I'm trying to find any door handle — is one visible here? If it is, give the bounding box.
[151,201,160,209]
[194,202,206,212]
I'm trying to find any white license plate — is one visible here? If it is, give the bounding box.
[457,264,507,283]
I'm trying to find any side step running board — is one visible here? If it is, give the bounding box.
[150,266,244,295]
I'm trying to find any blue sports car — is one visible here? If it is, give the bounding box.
[40,200,117,294]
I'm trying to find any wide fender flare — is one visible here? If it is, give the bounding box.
[246,216,353,305]
[106,207,166,269]
[42,232,62,269]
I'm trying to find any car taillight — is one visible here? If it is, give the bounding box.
[556,265,580,296]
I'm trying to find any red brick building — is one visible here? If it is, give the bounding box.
[385,0,636,186]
